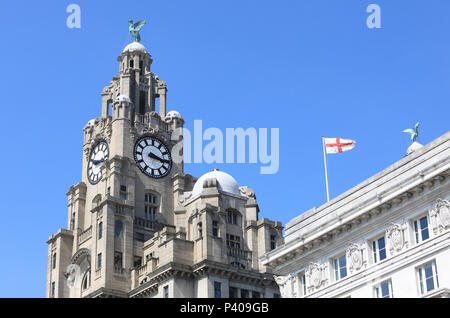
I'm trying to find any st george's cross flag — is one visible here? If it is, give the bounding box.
[324,137,356,154]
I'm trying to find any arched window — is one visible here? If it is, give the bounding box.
[82,269,91,290]
[115,220,123,238]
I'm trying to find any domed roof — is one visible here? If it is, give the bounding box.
[166,110,182,119]
[86,118,96,127]
[122,42,147,53]
[191,169,240,197]
[115,95,131,103]
[406,141,423,156]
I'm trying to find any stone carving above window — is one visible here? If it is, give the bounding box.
[386,223,407,254]
[346,243,366,273]
[306,262,326,292]
[430,198,450,234]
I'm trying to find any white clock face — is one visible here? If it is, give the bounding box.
[87,140,109,185]
[134,136,172,178]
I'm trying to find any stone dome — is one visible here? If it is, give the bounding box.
[115,95,131,103]
[122,42,147,54]
[86,119,96,127]
[191,169,240,197]
[166,110,182,119]
[406,141,423,156]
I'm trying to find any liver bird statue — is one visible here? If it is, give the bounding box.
[128,19,146,42]
[403,122,420,142]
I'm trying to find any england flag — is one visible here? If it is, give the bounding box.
[324,137,356,154]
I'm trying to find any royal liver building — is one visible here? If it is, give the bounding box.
[46,37,282,298]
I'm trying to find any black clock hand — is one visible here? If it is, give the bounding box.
[92,158,105,165]
[148,152,169,163]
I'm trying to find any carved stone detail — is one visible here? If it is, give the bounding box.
[346,243,365,273]
[430,198,450,234]
[274,274,294,298]
[306,262,326,292]
[239,186,256,199]
[386,223,406,254]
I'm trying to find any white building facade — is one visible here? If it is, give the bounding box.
[262,131,450,298]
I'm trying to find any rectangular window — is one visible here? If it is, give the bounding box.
[226,234,241,249]
[212,221,218,237]
[114,251,123,270]
[299,273,307,296]
[164,285,169,298]
[145,193,157,204]
[97,253,102,269]
[98,222,103,240]
[51,282,55,297]
[418,261,439,295]
[252,291,261,298]
[334,255,347,281]
[372,236,386,263]
[414,216,430,243]
[214,282,221,298]
[240,289,249,298]
[134,256,142,268]
[52,253,56,269]
[270,235,276,250]
[229,287,238,298]
[120,185,127,200]
[227,211,238,225]
[375,280,393,298]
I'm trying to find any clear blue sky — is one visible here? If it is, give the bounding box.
[0,0,449,297]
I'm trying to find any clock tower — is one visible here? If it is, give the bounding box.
[46,38,282,298]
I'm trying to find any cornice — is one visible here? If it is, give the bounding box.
[262,168,449,269]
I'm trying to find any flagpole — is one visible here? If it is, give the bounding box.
[322,136,330,202]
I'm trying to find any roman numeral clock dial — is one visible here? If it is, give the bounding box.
[134,136,172,178]
[87,140,109,185]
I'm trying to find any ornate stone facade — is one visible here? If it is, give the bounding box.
[46,41,282,298]
[263,132,450,298]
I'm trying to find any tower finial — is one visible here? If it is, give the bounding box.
[128,19,146,42]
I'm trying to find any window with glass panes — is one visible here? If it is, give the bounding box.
[214,282,221,298]
[227,211,239,225]
[418,261,439,295]
[226,234,241,249]
[119,185,127,200]
[144,193,158,220]
[229,287,238,298]
[299,272,307,296]
[98,222,103,239]
[333,255,347,281]
[375,280,393,298]
[270,235,276,250]
[414,216,430,243]
[97,253,102,269]
[372,236,387,263]
[212,221,218,237]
